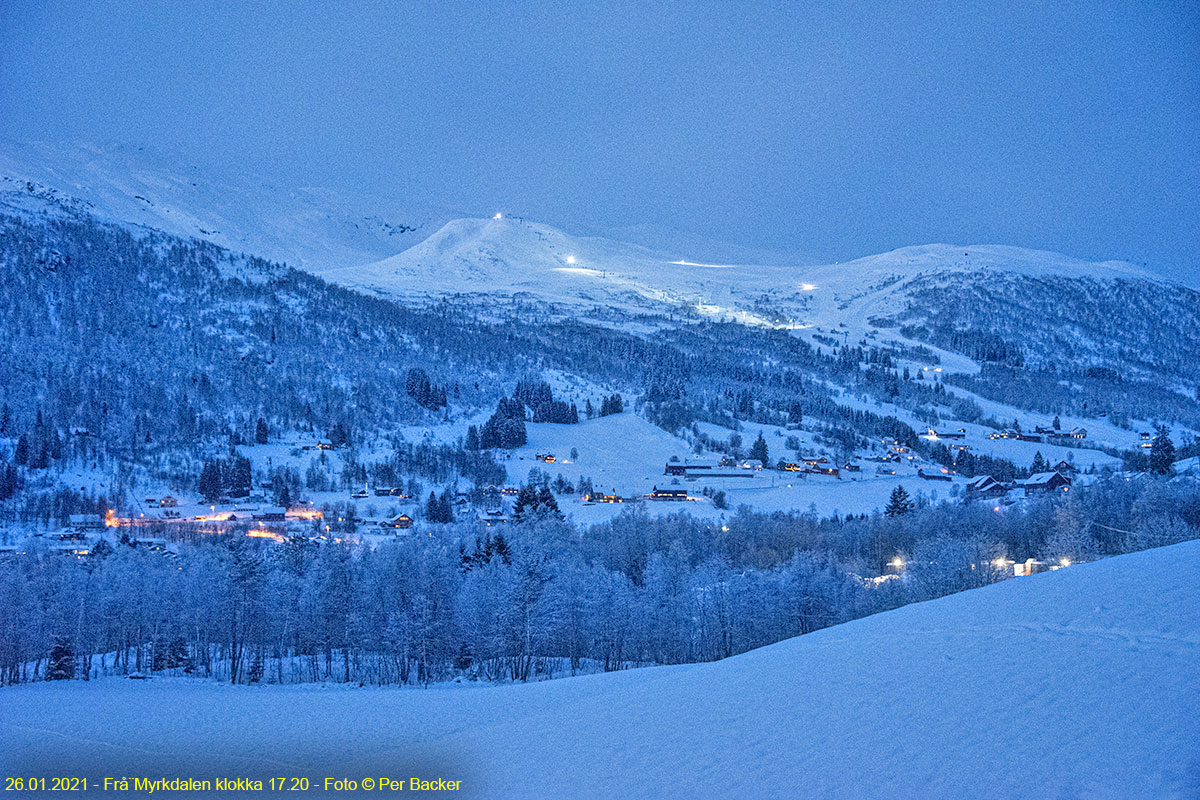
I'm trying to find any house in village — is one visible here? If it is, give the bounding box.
[51,541,93,558]
[917,469,952,482]
[478,508,511,526]
[926,428,967,440]
[1014,558,1049,576]
[1018,471,1072,496]
[665,463,714,477]
[586,490,624,504]
[381,513,414,529]
[646,486,689,501]
[964,475,1009,500]
[1052,460,1078,474]
[51,528,88,542]
[131,537,169,551]
[252,506,287,522]
[69,513,105,532]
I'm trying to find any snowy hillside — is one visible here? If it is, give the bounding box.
[3,541,1196,799]
[0,139,454,271]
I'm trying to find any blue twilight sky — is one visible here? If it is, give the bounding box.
[1,1,1197,278]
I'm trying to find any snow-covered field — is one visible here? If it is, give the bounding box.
[3,542,1196,799]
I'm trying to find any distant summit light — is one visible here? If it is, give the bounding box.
[566,255,576,264]
[493,213,503,220]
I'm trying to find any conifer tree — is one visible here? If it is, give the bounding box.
[885,485,913,517]
[749,432,769,464]
[198,461,223,503]
[47,636,75,680]
[1149,426,1176,475]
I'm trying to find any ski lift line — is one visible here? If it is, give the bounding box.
[1085,521,1136,535]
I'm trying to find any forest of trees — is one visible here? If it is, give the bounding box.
[2,475,1195,687]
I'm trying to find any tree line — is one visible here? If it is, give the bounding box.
[2,474,1195,687]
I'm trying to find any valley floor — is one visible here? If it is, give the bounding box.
[2,543,1197,799]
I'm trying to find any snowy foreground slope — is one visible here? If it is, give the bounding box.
[3,543,1197,799]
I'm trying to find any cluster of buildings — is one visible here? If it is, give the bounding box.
[987,425,1087,443]
[964,468,1074,501]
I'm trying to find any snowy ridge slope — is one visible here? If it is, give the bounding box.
[0,139,454,271]
[2,542,1197,799]
[318,215,1167,331]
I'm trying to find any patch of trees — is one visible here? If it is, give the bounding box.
[1,475,1195,686]
[425,488,455,523]
[598,394,625,417]
[197,455,253,502]
[513,380,578,424]
[406,368,448,411]
[480,398,527,449]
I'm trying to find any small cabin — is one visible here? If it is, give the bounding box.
[917,469,952,482]
[159,496,179,508]
[252,506,287,522]
[131,537,168,551]
[964,475,1008,499]
[646,486,689,501]
[1014,558,1048,577]
[69,513,105,531]
[1019,471,1072,495]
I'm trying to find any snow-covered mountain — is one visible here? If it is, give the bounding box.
[3,541,1196,799]
[4,138,1199,410]
[317,215,1200,392]
[314,214,1165,330]
[0,139,454,271]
